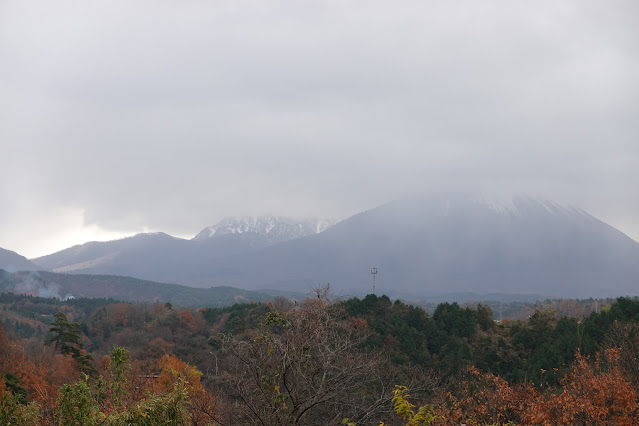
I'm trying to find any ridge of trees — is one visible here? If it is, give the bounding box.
[1,290,639,424]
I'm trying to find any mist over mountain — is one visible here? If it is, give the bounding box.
[28,195,639,299]
[0,247,39,272]
[181,194,639,298]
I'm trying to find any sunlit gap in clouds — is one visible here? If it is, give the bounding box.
[16,207,143,259]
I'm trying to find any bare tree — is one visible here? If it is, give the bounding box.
[211,293,395,425]
[271,296,295,312]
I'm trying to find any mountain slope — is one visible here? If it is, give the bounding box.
[184,194,639,298]
[0,248,39,272]
[31,216,335,284]
[32,233,197,282]
[28,196,639,298]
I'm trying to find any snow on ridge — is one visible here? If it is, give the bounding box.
[315,219,334,234]
[193,216,336,241]
[471,193,518,215]
[470,193,589,218]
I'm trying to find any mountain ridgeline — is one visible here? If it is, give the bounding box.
[0,248,38,272]
[31,216,333,284]
[11,195,639,299]
[0,269,304,307]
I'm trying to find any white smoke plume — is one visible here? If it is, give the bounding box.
[9,271,74,300]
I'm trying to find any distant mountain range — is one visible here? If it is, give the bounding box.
[2,195,639,299]
[30,216,334,283]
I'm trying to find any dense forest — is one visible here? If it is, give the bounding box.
[1,289,639,424]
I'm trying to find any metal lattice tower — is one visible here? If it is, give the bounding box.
[371,267,378,295]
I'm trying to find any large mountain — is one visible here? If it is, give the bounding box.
[32,216,334,284]
[30,195,639,298]
[0,248,39,272]
[175,194,639,298]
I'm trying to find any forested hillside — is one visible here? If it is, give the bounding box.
[0,269,303,307]
[1,290,639,424]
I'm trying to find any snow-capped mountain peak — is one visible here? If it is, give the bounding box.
[193,216,335,242]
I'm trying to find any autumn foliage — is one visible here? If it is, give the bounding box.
[0,329,215,424]
[2,292,639,424]
[397,347,638,425]
[0,327,58,405]
[527,348,638,425]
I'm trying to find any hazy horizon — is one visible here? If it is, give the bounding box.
[15,191,639,260]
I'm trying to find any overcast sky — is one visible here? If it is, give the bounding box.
[1,0,638,258]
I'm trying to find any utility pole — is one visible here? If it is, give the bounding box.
[371,267,378,295]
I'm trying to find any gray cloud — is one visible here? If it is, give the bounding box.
[1,0,637,257]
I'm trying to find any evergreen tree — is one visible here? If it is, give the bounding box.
[46,312,96,376]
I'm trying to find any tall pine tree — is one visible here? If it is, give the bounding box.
[46,312,96,376]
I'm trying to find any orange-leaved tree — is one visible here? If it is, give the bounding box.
[525,348,638,425]
[0,327,50,405]
[396,348,639,425]
[439,366,537,425]
[154,353,215,424]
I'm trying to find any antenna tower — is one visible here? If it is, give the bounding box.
[371,267,378,295]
